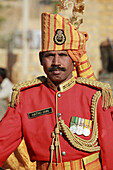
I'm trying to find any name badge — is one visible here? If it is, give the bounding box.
[28,107,53,119]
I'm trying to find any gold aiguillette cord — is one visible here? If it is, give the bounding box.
[49,92,62,170]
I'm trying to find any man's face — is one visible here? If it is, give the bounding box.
[41,50,74,85]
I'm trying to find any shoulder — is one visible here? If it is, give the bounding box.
[10,76,46,108]
[76,77,111,90]
[76,77,112,109]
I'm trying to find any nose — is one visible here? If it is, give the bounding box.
[52,53,61,66]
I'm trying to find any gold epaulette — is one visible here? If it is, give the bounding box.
[10,76,46,108]
[76,77,112,109]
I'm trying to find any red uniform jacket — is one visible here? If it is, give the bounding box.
[0,77,113,170]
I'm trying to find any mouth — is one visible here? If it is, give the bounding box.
[51,69,62,75]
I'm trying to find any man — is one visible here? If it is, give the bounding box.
[0,12,113,170]
[0,68,13,120]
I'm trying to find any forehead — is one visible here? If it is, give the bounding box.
[43,50,68,56]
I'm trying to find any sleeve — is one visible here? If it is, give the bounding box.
[97,97,113,170]
[0,102,22,166]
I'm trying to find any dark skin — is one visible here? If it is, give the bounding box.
[40,50,74,87]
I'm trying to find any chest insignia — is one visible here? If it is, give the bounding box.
[28,107,53,119]
[70,116,92,137]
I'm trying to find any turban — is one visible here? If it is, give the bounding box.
[40,12,96,80]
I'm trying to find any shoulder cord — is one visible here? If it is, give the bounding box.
[58,91,101,152]
[49,91,101,169]
[76,77,112,109]
[49,92,62,169]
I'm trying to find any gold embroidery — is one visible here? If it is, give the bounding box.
[76,77,112,109]
[59,76,76,92]
[10,76,46,108]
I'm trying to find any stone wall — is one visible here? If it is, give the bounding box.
[0,49,44,83]
[80,0,113,77]
[0,49,8,68]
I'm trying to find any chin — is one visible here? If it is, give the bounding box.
[50,76,63,83]
[52,77,62,82]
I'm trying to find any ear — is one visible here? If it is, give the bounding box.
[73,61,79,67]
[73,61,76,66]
[39,52,43,65]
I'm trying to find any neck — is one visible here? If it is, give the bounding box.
[47,75,74,91]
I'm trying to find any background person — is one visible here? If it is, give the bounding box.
[0,67,13,120]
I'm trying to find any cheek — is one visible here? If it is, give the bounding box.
[42,60,51,74]
[42,59,51,68]
[63,59,74,69]
[69,64,74,73]
[67,62,74,73]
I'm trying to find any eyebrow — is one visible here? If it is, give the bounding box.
[43,53,54,57]
[44,52,68,57]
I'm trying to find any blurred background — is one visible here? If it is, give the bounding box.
[0,0,113,89]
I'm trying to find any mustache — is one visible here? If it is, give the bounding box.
[48,66,66,72]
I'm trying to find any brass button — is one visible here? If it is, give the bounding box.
[60,132,63,136]
[57,113,61,117]
[58,93,61,97]
[62,151,66,156]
